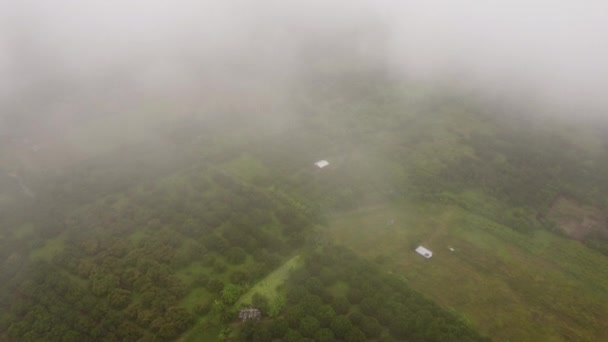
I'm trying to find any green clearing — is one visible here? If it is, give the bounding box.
[179,255,302,342]
[237,255,302,306]
[327,200,608,341]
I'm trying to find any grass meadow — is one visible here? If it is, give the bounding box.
[326,200,608,341]
[237,255,302,307]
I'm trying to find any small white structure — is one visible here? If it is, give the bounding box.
[449,247,455,252]
[314,160,330,168]
[238,307,261,322]
[415,246,433,258]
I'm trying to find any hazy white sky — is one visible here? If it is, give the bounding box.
[1,0,608,119]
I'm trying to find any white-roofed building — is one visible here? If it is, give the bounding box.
[415,246,433,258]
[314,160,330,168]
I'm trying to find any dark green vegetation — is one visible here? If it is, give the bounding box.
[1,65,608,341]
[240,246,488,341]
[1,162,316,341]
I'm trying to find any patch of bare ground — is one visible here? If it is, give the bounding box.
[545,196,608,240]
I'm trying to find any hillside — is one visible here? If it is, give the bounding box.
[1,72,608,341]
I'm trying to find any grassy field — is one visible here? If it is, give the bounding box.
[326,200,608,341]
[237,255,302,307]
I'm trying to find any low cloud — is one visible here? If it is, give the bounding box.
[1,0,607,131]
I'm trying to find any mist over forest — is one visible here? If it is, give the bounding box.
[1,1,608,341]
[3,1,608,128]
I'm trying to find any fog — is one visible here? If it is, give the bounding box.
[2,0,608,137]
[386,1,608,116]
[3,3,608,340]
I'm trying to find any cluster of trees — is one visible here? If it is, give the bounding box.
[237,246,489,341]
[2,262,150,341]
[1,160,317,340]
[408,115,608,253]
